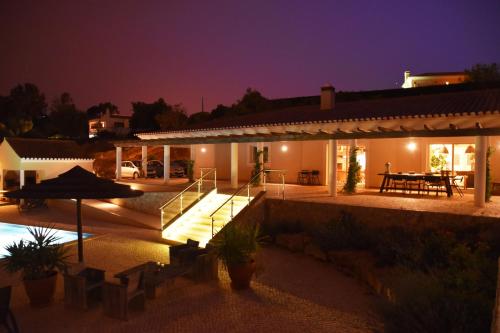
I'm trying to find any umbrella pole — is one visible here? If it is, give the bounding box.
[76,199,83,263]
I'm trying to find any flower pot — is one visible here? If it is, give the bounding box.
[227,260,256,290]
[23,271,58,307]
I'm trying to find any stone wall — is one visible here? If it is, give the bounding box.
[265,198,499,232]
[105,191,177,217]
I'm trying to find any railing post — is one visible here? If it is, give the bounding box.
[214,169,217,189]
[198,180,201,200]
[282,173,285,200]
[180,194,183,214]
[211,217,214,237]
[263,170,267,191]
[247,184,250,205]
[231,200,234,219]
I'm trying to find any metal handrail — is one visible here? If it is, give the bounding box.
[159,168,216,211]
[209,168,286,236]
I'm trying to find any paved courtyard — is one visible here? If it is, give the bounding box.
[0,204,382,333]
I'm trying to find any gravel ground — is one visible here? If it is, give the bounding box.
[0,205,382,333]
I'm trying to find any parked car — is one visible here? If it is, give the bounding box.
[131,160,145,177]
[120,161,141,179]
[146,160,186,178]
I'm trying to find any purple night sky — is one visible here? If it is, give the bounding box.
[1,0,499,115]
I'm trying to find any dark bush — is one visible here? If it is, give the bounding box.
[260,220,303,240]
[383,272,493,333]
[374,226,420,268]
[313,211,372,251]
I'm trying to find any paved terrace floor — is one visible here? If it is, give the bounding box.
[0,204,382,333]
[120,177,500,219]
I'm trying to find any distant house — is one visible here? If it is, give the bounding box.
[88,108,131,138]
[402,70,467,88]
[0,137,94,191]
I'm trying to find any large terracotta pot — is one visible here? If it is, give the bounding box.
[227,259,256,290]
[23,271,58,307]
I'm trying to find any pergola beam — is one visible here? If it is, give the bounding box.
[114,127,500,147]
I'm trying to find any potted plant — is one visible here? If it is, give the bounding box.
[186,159,195,182]
[212,223,260,290]
[2,225,69,307]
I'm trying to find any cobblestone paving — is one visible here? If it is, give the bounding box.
[1,230,382,333]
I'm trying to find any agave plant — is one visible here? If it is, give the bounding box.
[3,225,69,280]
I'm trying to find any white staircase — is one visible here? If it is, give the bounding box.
[162,190,251,247]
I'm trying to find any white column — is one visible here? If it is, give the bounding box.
[141,146,147,178]
[474,136,488,207]
[163,145,170,183]
[231,142,239,189]
[116,146,122,180]
[190,144,196,161]
[19,169,25,188]
[328,139,338,196]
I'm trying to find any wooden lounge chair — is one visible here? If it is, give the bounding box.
[169,239,202,266]
[103,269,145,320]
[0,286,19,333]
[64,266,105,310]
[170,239,218,282]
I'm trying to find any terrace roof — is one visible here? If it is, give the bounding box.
[116,83,500,147]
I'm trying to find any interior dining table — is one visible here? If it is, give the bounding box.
[378,172,454,197]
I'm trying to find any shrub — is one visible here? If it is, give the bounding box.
[313,212,371,251]
[374,226,421,268]
[383,272,492,333]
[260,220,304,240]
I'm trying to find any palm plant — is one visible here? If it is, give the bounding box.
[212,223,260,268]
[3,226,69,280]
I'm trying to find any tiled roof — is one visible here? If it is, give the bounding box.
[414,71,465,77]
[180,87,500,131]
[5,137,93,159]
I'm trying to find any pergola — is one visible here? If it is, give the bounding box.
[114,85,500,207]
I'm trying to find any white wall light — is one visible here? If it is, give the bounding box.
[200,147,207,153]
[281,145,288,152]
[406,142,417,152]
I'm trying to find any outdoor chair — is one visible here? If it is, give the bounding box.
[170,240,218,282]
[423,176,445,196]
[310,170,320,185]
[169,239,202,266]
[451,176,464,197]
[0,286,19,333]
[406,179,423,195]
[64,266,105,310]
[103,269,146,320]
[391,175,406,193]
[297,170,310,185]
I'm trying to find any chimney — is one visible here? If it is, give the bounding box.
[404,70,411,81]
[320,84,335,111]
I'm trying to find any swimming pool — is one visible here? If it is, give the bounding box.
[0,222,91,258]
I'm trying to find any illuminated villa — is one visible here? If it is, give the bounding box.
[114,83,500,245]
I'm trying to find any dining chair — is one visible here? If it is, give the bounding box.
[423,176,445,196]
[310,170,320,185]
[391,175,407,193]
[451,176,464,197]
[297,170,310,185]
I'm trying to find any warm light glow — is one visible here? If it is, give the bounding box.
[200,147,207,153]
[406,142,417,151]
[281,145,288,152]
[445,81,449,85]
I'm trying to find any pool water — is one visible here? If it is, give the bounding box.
[0,222,91,258]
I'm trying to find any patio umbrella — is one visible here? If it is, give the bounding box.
[5,166,143,262]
